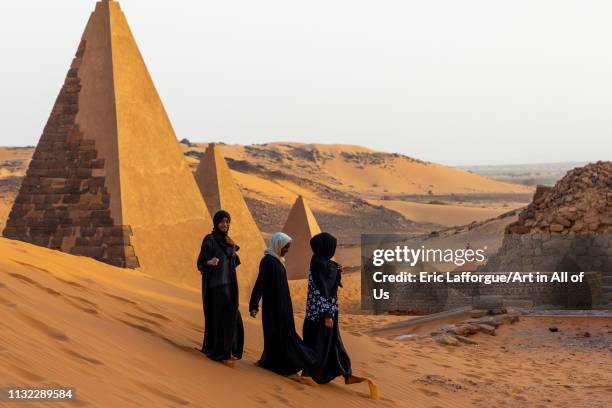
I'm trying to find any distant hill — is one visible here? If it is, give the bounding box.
[461,161,589,186]
[1,142,533,246]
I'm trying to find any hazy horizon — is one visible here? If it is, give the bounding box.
[1,0,610,166]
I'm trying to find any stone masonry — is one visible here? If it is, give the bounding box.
[3,40,139,269]
[483,162,612,307]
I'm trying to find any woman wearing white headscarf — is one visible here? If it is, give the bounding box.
[249,233,316,379]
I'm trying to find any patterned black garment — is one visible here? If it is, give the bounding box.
[305,273,338,322]
[302,232,352,384]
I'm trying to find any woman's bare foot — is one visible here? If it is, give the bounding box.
[344,375,367,385]
[345,376,380,399]
[288,374,318,387]
[221,359,236,367]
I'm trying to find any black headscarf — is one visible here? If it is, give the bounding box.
[310,232,337,260]
[309,232,341,298]
[212,210,238,256]
[213,210,231,236]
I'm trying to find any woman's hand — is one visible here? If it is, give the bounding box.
[207,257,220,266]
[324,317,333,329]
[249,310,258,318]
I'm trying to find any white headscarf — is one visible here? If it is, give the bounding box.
[265,232,292,266]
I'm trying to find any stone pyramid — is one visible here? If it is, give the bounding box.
[3,0,211,286]
[282,196,322,280]
[193,143,266,297]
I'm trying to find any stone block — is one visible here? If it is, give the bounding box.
[107,245,125,258]
[63,195,80,204]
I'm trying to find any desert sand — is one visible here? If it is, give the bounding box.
[0,143,530,234]
[184,143,531,222]
[369,199,522,227]
[1,237,610,407]
[195,143,533,196]
[0,198,10,231]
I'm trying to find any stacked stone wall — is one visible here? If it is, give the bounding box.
[3,40,139,269]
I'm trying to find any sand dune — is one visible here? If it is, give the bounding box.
[0,238,470,407]
[214,143,531,195]
[370,200,522,227]
[1,238,610,407]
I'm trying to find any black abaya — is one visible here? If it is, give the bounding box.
[249,254,316,375]
[302,232,352,384]
[197,231,244,361]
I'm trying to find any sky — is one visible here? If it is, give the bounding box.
[0,0,610,166]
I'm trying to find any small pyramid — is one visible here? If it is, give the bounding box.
[282,196,322,280]
[194,144,266,298]
[3,0,211,286]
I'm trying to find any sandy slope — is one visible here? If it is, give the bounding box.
[0,198,10,231]
[0,238,473,408]
[370,200,521,227]
[193,142,531,199]
[1,143,530,245]
[1,238,610,407]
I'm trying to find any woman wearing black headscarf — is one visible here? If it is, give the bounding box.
[197,210,244,366]
[302,232,368,386]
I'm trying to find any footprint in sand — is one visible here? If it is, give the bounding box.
[123,312,163,328]
[62,348,104,366]
[105,292,172,324]
[134,306,171,322]
[0,295,17,308]
[116,318,156,334]
[267,390,292,406]
[104,292,138,305]
[54,276,90,291]
[251,396,268,405]
[8,273,99,315]
[418,387,440,397]
[8,272,60,295]
[132,381,190,406]
[10,260,52,275]
[7,363,46,381]
[67,295,99,310]
[11,260,91,293]
[16,312,69,342]
[116,317,193,353]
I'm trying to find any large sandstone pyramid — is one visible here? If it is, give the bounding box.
[3,0,211,286]
[282,196,322,280]
[194,144,266,297]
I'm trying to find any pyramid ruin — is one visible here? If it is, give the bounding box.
[484,161,612,307]
[505,161,612,235]
[282,196,322,280]
[193,144,266,297]
[2,0,212,286]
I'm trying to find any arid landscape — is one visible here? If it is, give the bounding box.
[1,142,611,407]
[1,1,610,407]
[0,142,534,269]
[1,238,611,408]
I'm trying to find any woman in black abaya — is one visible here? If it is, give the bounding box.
[249,233,316,381]
[302,232,367,386]
[197,210,244,366]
